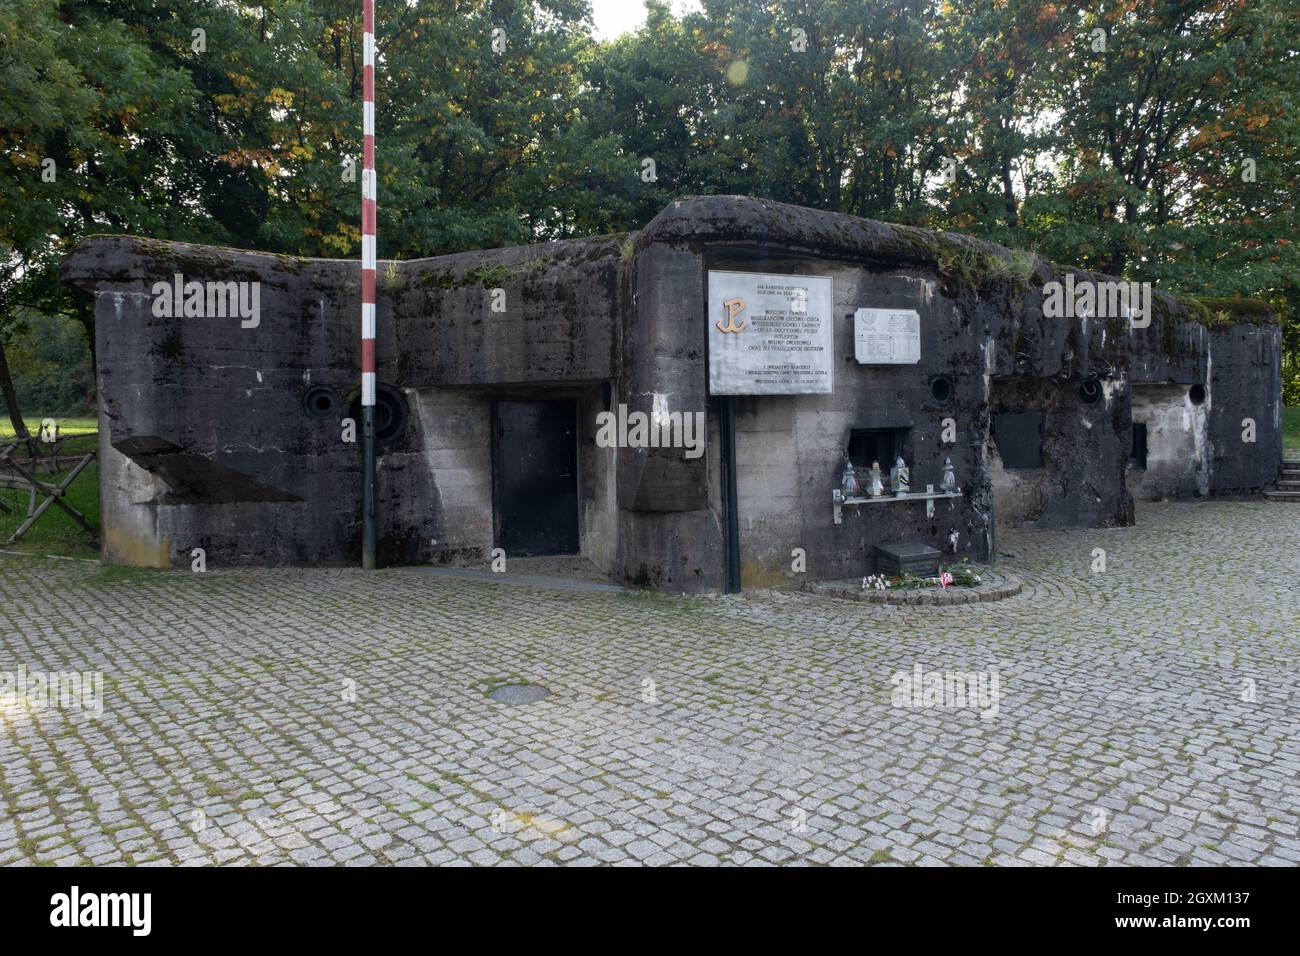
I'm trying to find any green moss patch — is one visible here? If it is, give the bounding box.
[1186,296,1278,328]
[879,224,1038,289]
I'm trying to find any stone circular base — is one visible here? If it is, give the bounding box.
[808,570,1022,606]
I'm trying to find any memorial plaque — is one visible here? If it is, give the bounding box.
[854,308,921,365]
[707,271,834,395]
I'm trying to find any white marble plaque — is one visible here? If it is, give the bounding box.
[707,271,834,395]
[854,308,920,364]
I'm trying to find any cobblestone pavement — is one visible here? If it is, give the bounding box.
[1,501,1297,867]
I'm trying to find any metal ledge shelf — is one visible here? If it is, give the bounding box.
[833,486,963,524]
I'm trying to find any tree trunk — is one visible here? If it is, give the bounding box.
[0,337,30,442]
[1001,158,1018,229]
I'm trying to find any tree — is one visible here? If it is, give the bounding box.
[2,0,1298,405]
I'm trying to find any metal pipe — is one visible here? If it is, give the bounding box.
[362,404,376,568]
[720,396,741,593]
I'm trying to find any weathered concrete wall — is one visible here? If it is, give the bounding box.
[409,388,493,563]
[614,239,723,591]
[404,384,618,572]
[74,244,356,567]
[713,254,987,585]
[986,376,1134,530]
[96,406,174,568]
[388,237,624,387]
[632,200,1230,550]
[1124,310,1280,499]
[1128,298,1211,386]
[1207,323,1284,494]
[1127,384,1210,501]
[63,234,627,569]
[1129,385,1207,499]
[576,387,620,575]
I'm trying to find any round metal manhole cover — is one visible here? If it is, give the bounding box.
[488,683,550,705]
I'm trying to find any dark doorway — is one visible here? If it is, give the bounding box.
[992,411,1045,469]
[1130,422,1148,469]
[493,400,579,556]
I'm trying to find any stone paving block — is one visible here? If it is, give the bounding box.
[0,502,1295,867]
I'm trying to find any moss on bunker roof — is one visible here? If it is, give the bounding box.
[1185,296,1278,328]
[59,201,1280,331]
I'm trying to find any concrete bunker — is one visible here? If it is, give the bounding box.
[60,196,1282,592]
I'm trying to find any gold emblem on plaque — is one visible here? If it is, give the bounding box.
[717,297,747,334]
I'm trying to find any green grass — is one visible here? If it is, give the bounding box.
[1284,407,1299,455]
[0,416,97,439]
[0,429,99,558]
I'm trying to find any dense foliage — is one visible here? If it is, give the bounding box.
[4,312,94,416]
[3,0,1298,414]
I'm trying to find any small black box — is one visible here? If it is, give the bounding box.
[874,542,942,577]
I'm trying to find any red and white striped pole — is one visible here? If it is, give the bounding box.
[360,0,378,569]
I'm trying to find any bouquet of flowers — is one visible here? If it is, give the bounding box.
[942,562,983,586]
